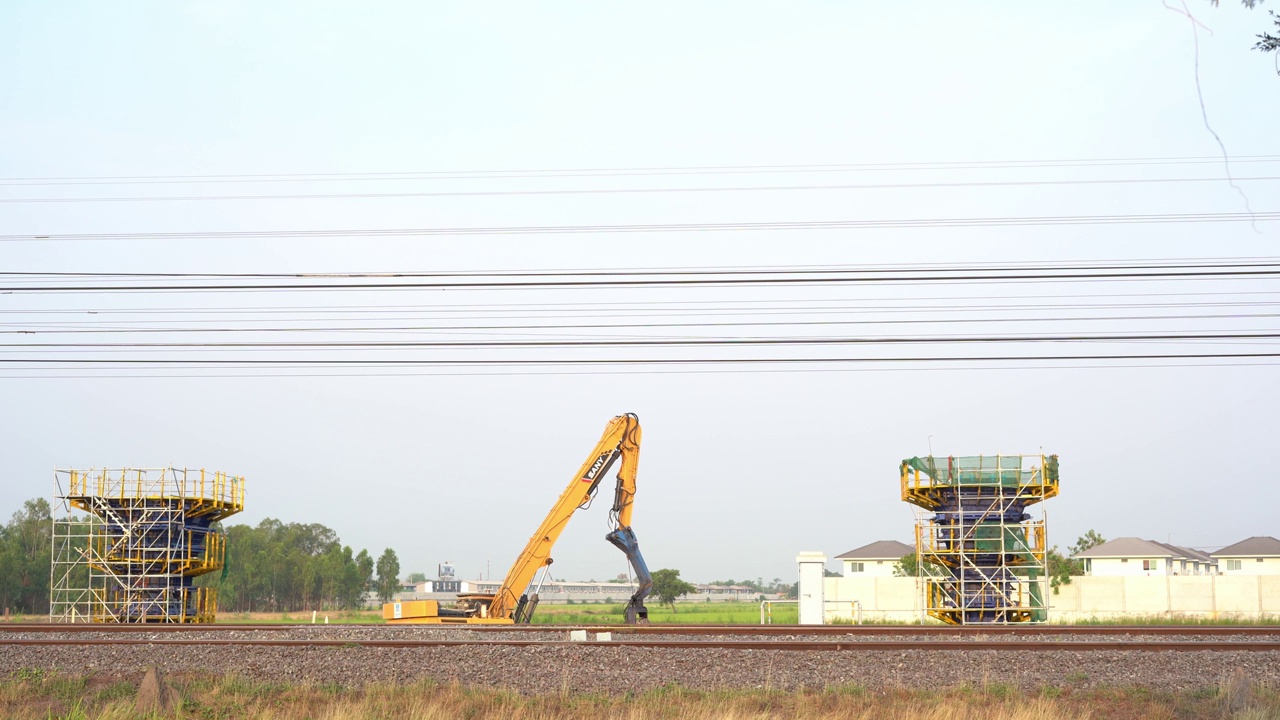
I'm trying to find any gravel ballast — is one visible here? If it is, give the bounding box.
[2,627,1276,693]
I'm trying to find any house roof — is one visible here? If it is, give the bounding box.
[1173,544,1215,563]
[1212,536,1280,558]
[1149,541,1215,564]
[1073,537,1181,559]
[835,540,914,560]
[1075,537,1218,564]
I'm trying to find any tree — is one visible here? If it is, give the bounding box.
[892,552,945,578]
[405,572,427,584]
[649,568,696,613]
[1253,11,1280,57]
[1070,530,1107,558]
[1043,531,1107,595]
[356,549,374,594]
[1046,546,1073,594]
[197,518,380,612]
[0,499,52,614]
[375,548,401,603]
[1208,1,1280,60]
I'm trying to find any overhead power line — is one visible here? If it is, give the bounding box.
[5,311,1278,335]
[4,289,1278,316]
[4,261,1280,293]
[3,154,1279,185]
[3,351,1279,366]
[5,358,1280,379]
[2,257,1276,281]
[5,331,1280,350]
[5,211,1277,244]
[3,175,1278,203]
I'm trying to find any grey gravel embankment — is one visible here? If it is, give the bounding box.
[2,627,1276,693]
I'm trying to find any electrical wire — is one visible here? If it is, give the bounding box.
[3,351,1279,366]
[4,175,1279,204]
[4,210,1279,243]
[4,359,1279,380]
[4,331,1280,351]
[3,154,1279,185]
[5,262,1280,293]
[4,311,1277,335]
[4,289,1280,316]
[2,256,1277,280]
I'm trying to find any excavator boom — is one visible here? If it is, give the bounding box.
[488,412,648,621]
[385,413,651,624]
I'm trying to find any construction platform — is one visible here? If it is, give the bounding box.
[50,467,244,623]
[901,454,1058,625]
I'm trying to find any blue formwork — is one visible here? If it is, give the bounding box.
[901,455,1058,625]
[61,468,243,623]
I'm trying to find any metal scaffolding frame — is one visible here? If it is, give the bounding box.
[901,454,1058,625]
[49,467,244,623]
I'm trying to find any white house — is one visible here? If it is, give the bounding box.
[1074,537,1214,576]
[835,540,914,578]
[1212,536,1280,575]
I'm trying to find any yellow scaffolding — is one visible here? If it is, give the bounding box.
[901,454,1058,625]
[50,467,244,624]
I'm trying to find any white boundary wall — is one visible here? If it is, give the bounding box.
[819,575,1280,623]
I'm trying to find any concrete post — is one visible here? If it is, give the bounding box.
[797,552,827,625]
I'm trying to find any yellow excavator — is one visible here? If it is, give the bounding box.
[384,413,652,625]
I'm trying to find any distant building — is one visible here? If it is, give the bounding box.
[1074,537,1215,576]
[690,584,759,600]
[432,579,462,593]
[1212,536,1280,575]
[835,540,913,578]
[454,579,640,598]
[392,576,772,605]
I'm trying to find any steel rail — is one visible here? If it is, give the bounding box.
[1,637,1277,652]
[4,623,1280,636]
[523,624,1280,636]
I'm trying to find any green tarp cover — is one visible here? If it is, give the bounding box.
[903,455,1055,488]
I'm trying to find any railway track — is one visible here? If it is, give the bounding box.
[2,637,1277,651]
[2,622,1278,635]
[5,623,1278,692]
[3,624,1278,651]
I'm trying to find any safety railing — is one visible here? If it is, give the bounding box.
[759,599,863,625]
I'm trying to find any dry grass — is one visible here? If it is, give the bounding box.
[2,670,1279,720]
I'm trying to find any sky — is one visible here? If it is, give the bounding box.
[1,2,1277,586]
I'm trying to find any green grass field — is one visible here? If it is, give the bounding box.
[201,604,1280,627]
[210,601,790,625]
[530,601,795,625]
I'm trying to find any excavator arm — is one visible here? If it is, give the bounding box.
[384,413,653,625]
[487,412,650,623]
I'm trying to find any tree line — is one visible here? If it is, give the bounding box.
[0,499,53,614]
[203,518,401,612]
